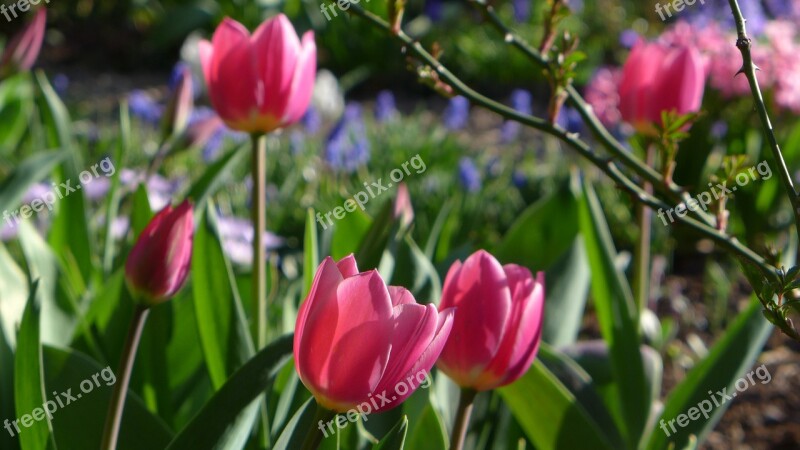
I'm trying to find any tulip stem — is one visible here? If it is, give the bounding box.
[251,133,268,349]
[727,0,800,250]
[100,304,150,450]
[633,145,654,318]
[450,388,477,450]
[300,403,336,450]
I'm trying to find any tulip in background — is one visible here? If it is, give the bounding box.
[618,40,705,134]
[199,14,316,134]
[102,200,195,450]
[436,250,545,450]
[199,14,316,350]
[0,8,46,79]
[294,255,455,447]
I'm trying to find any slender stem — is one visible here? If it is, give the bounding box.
[727,0,800,248]
[100,305,150,450]
[633,145,654,316]
[299,403,336,450]
[450,388,477,450]
[344,2,781,283]
[251,133,268,349]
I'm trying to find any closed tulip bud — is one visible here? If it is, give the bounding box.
[437,250,544,391]
[199,14,316,134]
[618,41,705,134]
[294,255,455,413]
[161,65,194,140]
[0,8,46,78]
[125,200,194,306]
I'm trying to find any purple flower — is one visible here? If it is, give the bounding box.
[425,0,444,22]
[325,103,371,173]
[216,214,284,266]
[513,0,531,22]
[444,96,470,130]
[512,169,527,188]
[501,89,532,143]
[619,29,639,49]
[375,90,398,123]
[128,90,163,125]
[458,157,481,193]
[53,73,69,96]
[302,106,322,133]
[556,106,583,134]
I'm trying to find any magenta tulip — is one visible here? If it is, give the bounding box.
[436,250,544,391]
[125,200,194,306]
[199,14,316,134]
[618,41,705,133]
[0,8,46,78]
[294,255,455,412]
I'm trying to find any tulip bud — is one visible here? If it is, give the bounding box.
[125,200,194,306]
[160,65,194,141]
[437,250,544,391]
[618,41,705,134]
[393,183,414,229]
[199,15,316,134]
[294,254,454,412]
[0,8,46,79]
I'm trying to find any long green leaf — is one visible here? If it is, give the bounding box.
[42,346,173,450]
[193,204,255,388]
[578,181,649,447]
[14,280,57,450]
[166,334,293,450]
[645,298,771,450]
[373,416,408,450]
[185,143,248,216]
[542,237,590,347]
[304,208,320,298]
[499,360,616,450]
[0,150,66,216]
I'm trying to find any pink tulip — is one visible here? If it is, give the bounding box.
[436,250,544,391]
[125,200,194,306]
[199,14,316,134]
[294,255,455,412]
[0,8,46,77]
[618,41,705,132]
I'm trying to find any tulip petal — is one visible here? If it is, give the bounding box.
[373,303,438,396]
[649,46,705,122]
[252,14,301,120]
[387,286,416,306]
[294,257,345,385]
[618,42,666,126]
[475,267,544,390]
[207,18,259,128]
[375,307,455,412]
[438,250,511,386]
[296,270,393,407]
[439,259,462,309]
[317,319,392,411]
[282,31,317,124]
[336,254,359,278]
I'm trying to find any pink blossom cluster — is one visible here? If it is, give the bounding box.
[587,19,800,128]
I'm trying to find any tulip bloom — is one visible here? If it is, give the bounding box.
[0,8,46,78]
[618,41,705,133]
[199,14,316,134]
[294,255,455,412]
[125,200,194,306]
[436,250,544,391]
